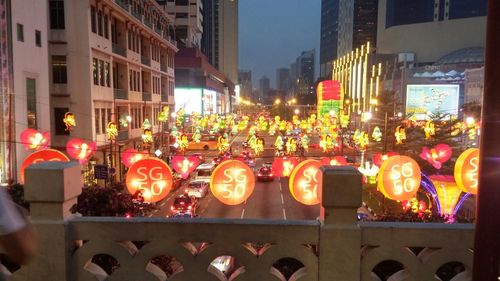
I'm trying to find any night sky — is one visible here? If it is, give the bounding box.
[239,0,321,89]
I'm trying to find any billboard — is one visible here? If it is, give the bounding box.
[175,88,202,114]
[406,84,460,120]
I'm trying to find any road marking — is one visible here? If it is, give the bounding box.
[280,193,285,205]
[282,208,287,220]
[240,209,245,219]
[159,202,166,207]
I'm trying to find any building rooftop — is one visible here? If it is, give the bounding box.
[434,47,485,65]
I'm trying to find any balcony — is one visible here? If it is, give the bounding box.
[112,43,127,57]
[114,0,129,11]
[142,91,152,101]
[113,88,128,100]
[144,18,153,30]
[131,9,142,22]
[160,64,167,73]
[117,130,129,141]
[141,55,151,66]
[154,25,162,36]
[161,95,168,102]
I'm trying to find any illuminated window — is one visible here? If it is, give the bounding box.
[52,56,67,84]
[26,78,37,129]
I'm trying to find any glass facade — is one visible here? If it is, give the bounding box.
[449,0,487,20]
[385,0,435,28]
[320,0,338,75]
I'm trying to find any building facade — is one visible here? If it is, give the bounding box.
[319,0,338,78]
[276,68,290,92]
[160,0,203,49]
[295,49,315,96]
[48,0,177,175]
[238,70,252,99]
[259,76,270,100]
[0,0,50,183]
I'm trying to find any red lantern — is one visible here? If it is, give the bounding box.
[121,149,148,168]
[171,155,199,179]
[377,156,421,201]
[66,138,96,163]
[372,152,398,167]
[320,156,348,166]
[454,148,479,194]
[20,149,70,184]
[125,158,173,203]
[20,129,50,150]
[272,157,300,177]
[289,160,322,205]
[419,144,452,169]
[317,80,341,101]
[210,160,255,205]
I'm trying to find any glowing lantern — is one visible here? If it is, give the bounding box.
[176,134,189,153]
[63,112,76,131]
[217,136,230,154]
[317,80,342,118]
[358,162,379,184]
[121,148,149,168]
[320,156,348,166]
[172,155,199,179]
[210,160,255,205]
[106,122,118,141]
[125,158,173,203]
[454,148,479,194]
[20,149,69,184]
[142,128,153,144]
[430,175,463,216]
[158,106,169,123]
[20,129,50,150]
[289,160,321,205]
[66,138,96,164]
[142,118,151,130]
[424,120,435,140]
[377,156,421,201]
[372,126,382,142]
[395,126,406,144]
[272,157,300,177]
[419,144,452,169]
[372,152,398,167]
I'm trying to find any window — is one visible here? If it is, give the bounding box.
[104,15,109,39]
[49,0,65,29]
[17,23,24,42]
[52,56,67,84]
[35,30,41,47]
[105,62,110,87]
[26,78,37,129]
[99,60,105,86]
[107,109,112,126]
[90,6,96,33]
[93,58,98,85]
[54,108,70,135]
[97,10,103,36]
[100,108,106,135]
[95,108,101,134]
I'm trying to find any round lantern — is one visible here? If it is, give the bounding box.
[125,158,173,203]
[272,157,300,177]
[289,160,322,205]
[20,149,70,184]
[377,156,421,201]
[454,148,479,194]
[210,160,255,205]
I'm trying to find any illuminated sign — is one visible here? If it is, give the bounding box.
[174,88,202,114]
[20,149,70,184]
[66,138,96,163]
[126,158,173,203]
[454,148,479,194]
[377,156,421,201]
[289,160,322,205]
[405,84,460,120]
[210,160,255,205]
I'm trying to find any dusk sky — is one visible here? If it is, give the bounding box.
[239,0,321,89]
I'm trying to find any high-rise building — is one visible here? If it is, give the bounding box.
[160,0,203,49]
[337,0,378,57]
[276,68,290,92]
[295,50,315,96]
[201,0,238,83]
[377,0,487,64]
[238,70,252,98]
[259,76,270,100]
[0,0,50,183]
[319,0,339,78]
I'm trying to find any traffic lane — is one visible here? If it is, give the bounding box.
[243,178,285,220]
[151,181,191,218]
[198,191,246,219]
[279,177,320,220]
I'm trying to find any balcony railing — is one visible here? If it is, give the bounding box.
[161,95,168,102]
[7,163,476,281]
[114,0,129,11]
[113,88,128,100]
[141,55,151,66]
[142,91,152,101]
[112,43,127,57]
[154,25,162,36]
[117,130,129,141]
[144,18,153,29]
[160,64,167,72]
[131,9,142,21]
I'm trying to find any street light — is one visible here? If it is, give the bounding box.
[466,116,475,126]
[275,99,281,105]
[294,109,300,115]
[291,98,297,104]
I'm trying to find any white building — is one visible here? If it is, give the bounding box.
[161,0,203,48]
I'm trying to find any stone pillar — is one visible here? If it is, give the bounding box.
[318,166,362,281]
[15,162,82,281]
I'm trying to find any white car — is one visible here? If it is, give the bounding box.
[186,180,209,198]
[194,163,215,183]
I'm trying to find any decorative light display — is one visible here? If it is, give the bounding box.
[20,149,70,184]
[358,161,379,184]
[253,137,265,156]
[125,158,173,203]
[319,134,335,153]
[402,198,427,214]
[157,106,169,123]
[430,175,463,216]
[274,136,284,151]
[210,160,255,205]
[106,122,118,141]
[176,134,189,153]
[20,129,50,150]
[171,155,199,179]
[454,148,479,194]
[419,144,452,169]
[176,108,185,127]
[272,157,300,177]
[63,112,76,131]
[301,134,310,152]
[141,128,153,145]
[395,126,406,144]
[286,137,297,155]
[377,156,421,201]
[217,135,230,154]
[66,138,96,164]
[320,156,348,166]
[424,120,435,140]
[372,126,382,142]
[317,80,342,118]
[142,118,152,130]
[289,160,322,205]
[372,152,398,167]
[121,148,148,168]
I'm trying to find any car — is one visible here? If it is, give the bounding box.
[256,166,274,182]
[186,180,209,198]
[189,135,218,150]
[171,173,183,191]
[190,153,205,164]
[171,195,198,214]
[195,163,215,183]
[169,211,197,219]
[212,153,231,166]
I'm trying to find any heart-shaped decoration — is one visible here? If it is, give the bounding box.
[372,152,398,167]
[66,138,96,163]
[272,157,300,177]
[419,144,452,169]
[171,155,199,179]
[121,148,148,167]
[20,129,50,150]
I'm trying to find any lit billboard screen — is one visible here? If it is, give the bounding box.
[406,84,460,120]
[203,89,217,114]
[175,88,202,114]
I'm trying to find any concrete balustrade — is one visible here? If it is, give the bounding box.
[0,162,475,281]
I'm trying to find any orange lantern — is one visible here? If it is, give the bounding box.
[66,138,96,164]
[272,157,300,177]
[454,148,479,194]
[125,158,173,203]
[377,156,421,201]
[20,149,70,184]
[210,160,255,205]
[430,175,463,216]
[289,160,322,205]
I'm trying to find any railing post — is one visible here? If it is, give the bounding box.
[318,166,362,281]
[16,162,82,281]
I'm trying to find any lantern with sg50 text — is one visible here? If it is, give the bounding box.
[377,156,421,201]
[125,158,173,203]
[210,160,255,205]
[289,160,322,205]
[454,148,479,194]
[20,149,70,184]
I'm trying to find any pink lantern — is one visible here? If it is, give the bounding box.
[121,148,148,167]
[171,155,199,179]
[419,144,452,169]
[66,138,96,163]
[20,129,50,150]
[272,157,300,177]
[372,152,398,167]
